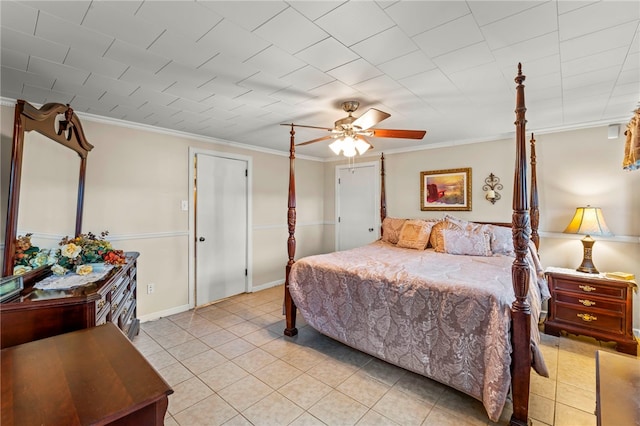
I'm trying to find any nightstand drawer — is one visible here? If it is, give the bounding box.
[553,277,625,299]
[555,303,624,335]
[554,292,625,313]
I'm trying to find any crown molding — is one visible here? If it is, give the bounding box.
[2,97,629,163]
[0,97,323,162]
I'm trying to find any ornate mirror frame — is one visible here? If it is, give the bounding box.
[2,100,93,277]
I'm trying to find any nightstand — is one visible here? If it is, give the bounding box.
[544,267,637,356]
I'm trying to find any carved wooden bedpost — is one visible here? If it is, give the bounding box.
[510,63,532,426]
[529,133,539,251]
[380,153,387,236]
[284,124,298,337]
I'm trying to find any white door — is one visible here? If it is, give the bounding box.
[336,163,379,251]
[195,154,247,305]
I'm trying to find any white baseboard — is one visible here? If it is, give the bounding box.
[138,304,191,323]
[251,279,284,293]
[138,281,283,322]
[634,329,640,340]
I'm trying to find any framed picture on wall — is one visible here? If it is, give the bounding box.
[420,168,472,211]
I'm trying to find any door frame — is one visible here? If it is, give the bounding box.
[188,147,253,309]
[334,161,380,251]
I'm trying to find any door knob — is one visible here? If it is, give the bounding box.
[199,237,206,242]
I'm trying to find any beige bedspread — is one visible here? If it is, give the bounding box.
[288,240,549,422]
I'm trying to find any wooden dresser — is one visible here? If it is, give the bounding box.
[544,268,637,355]
[0,252,140,349]
[1,323,173,425]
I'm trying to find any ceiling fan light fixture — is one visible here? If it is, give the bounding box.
[341,136,357,157]
[342,143,357,157]
[288,100,426,156]
[329,139,343,155]
[355,138,371,155]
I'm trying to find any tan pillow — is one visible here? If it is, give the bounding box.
[442,228,492,256]
[397,220,434,250]
[381,217,407,244]
[430,220,462,252]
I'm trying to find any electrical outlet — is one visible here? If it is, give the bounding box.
[147,283,155,294]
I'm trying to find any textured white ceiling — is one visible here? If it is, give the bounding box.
[1,1,638,158]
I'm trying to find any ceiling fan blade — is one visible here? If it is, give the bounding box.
[280,123,333,131]
[352,108,390,130]
[296,135,335,146]
[371,129,427,139]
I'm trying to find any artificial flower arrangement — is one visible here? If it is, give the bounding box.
[14,231,126,276]
[13,233,57,276]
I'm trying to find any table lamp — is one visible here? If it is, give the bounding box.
[563,206,612,274]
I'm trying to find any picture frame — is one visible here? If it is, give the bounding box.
[420,168,472,211]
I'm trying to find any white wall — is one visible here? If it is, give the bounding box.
[0,103,325,319]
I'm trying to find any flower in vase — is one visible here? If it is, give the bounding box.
[53,231,126,274]
[76,264,93,276]
[61,243,82,259]
[29,249,52,268]
[13,265,32,276]
[51,264,67,276]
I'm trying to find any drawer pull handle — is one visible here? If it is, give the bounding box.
[577,313,597,322]
[111,303,119,313]
[578,285,596,292]
[97,299,105,309]
[578,299,596,307]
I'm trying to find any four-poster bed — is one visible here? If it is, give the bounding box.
[283,64,543,425]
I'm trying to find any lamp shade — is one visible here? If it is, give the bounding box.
[563,206,612,237]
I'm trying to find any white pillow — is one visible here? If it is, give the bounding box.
[442,228,492,256]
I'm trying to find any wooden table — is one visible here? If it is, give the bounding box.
[596,350,640,426]
[1,323,173,425]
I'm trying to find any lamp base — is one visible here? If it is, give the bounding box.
[576,236,599,274]
[576,265,599,274]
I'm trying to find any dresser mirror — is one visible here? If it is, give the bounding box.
[2,100,93,277]
[18,132,79,247]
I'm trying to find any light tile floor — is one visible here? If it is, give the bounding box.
[134,285,635,426]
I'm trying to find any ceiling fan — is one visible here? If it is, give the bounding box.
[282,101,427,157]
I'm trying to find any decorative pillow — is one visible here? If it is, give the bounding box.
[429,220,462,252]
[443,214,468,229]
[488,225,515,256]
[445,214,487,234]
[445,215,515,256]
[442,229,492,256]
[397,220,435,250]
[381,217,407,244]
